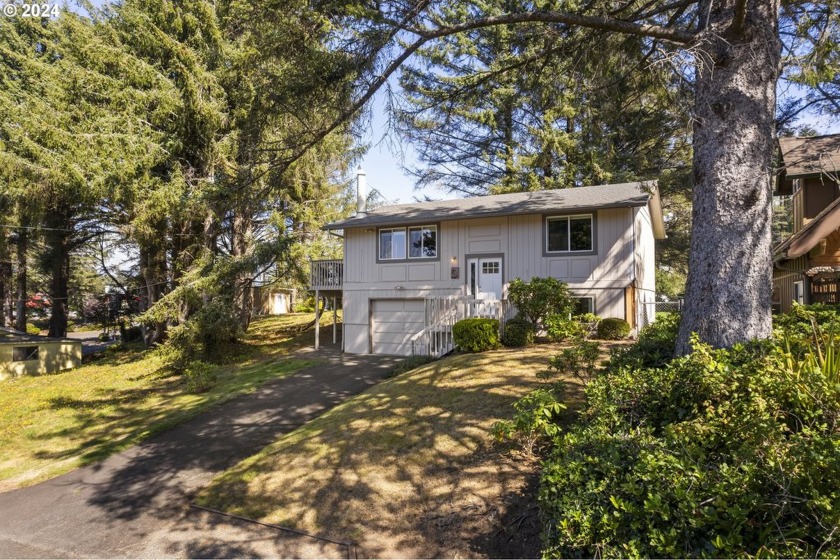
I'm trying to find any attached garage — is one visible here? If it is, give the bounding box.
[370,299,425,355]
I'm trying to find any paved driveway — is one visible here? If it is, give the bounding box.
[0,346,400,558]
[64,331,118,357]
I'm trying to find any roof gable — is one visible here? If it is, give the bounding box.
[779,135,840,179]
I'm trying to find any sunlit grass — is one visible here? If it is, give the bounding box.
[0,313,330,492]
[196,344,589,557]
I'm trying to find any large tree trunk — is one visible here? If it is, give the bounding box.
[0,241,9,328]
[44,211,72,338]
[46,235,70,338]
[676,0,780,354]
[232,210,253,330]
[139,232,169,345]
[14,227,27,333]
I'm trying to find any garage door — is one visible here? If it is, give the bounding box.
[371,299,426,356]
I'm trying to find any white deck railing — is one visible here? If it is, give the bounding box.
[410,296,511,358]
[310,259,343,290]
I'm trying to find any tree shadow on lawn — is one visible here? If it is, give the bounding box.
[58,353,397,535]
[195,348,579,558]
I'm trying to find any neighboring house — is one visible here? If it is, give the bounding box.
[773,134,840,312]
[311,173,666,356]
[0,327,82,381]
[251,287,296,316]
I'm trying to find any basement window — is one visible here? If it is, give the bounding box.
[571,296,595,315]
[12,346,39,362]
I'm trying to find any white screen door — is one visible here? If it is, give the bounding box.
[467,257,503,300]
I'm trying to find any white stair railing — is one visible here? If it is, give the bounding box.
[410,296,509,357]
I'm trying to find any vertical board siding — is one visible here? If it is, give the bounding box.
[773,255,808,313]
[634,206,657,326]
[341,208,640,353]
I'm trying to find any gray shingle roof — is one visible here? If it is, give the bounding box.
[779,135,840,178]
[326,181,657,230]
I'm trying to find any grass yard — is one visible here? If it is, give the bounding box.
[196,343,595,558]
[0,313,334,492]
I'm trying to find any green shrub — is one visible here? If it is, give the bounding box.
[545,312,601,341]
[773,302,840,353]
[539,335,840,558]
[453,318,500,352]
[25,323,40,335]
[595,317,630,340]
[609,312,680,369]
[97,332,111,342]
[502,317,535,347]
[541,339,601,384]
[184,360,218,393]
[492,388,566,455]
[294,296,317,313]
[507,277,573,328]
[156,298,242,372]
[121,325,144,343]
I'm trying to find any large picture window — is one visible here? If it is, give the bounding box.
[379,225,437,260]
[546,214,593,253]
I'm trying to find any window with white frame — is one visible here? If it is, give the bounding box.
[379,225,437,260]
[546,214,593,252]
[571,296,595,316]
[379,228,407,260]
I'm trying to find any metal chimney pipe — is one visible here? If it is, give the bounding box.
[356,167,367,217]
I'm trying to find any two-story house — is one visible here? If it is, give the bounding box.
[773,134,840,311]
[311,173,666,356]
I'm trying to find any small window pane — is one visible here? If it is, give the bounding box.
[379,229,406,260]
[569,217,593,251]
[482,261,499,274]
[572,297,594,315]
[392,230,406,259]
[12,346,38,361]
[408,226,437,258]
[409,229,422,258]
[547,218,569,252]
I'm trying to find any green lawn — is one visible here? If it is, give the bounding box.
[0,313,333,492]
[196,344,588,558]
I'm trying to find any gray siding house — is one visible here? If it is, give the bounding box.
[312,178,665,356]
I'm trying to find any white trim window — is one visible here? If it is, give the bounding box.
[379,228,407,260]
[547,214,593,252]
[571,296,595,315]
[379,225,437,260]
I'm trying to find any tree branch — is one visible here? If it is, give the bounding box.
[417,11,697,45]
[266,7,697,175]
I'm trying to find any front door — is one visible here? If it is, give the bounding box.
[468,257,503,300]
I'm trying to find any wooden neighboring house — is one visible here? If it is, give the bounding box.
[0,327,82,381]
[773,134,840,312]
[311,172,666,356]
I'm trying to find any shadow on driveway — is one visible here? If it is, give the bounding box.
[0,345,400,558]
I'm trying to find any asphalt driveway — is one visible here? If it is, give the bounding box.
[0,345,400,558]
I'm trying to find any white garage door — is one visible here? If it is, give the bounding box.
[371,299,426,356]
